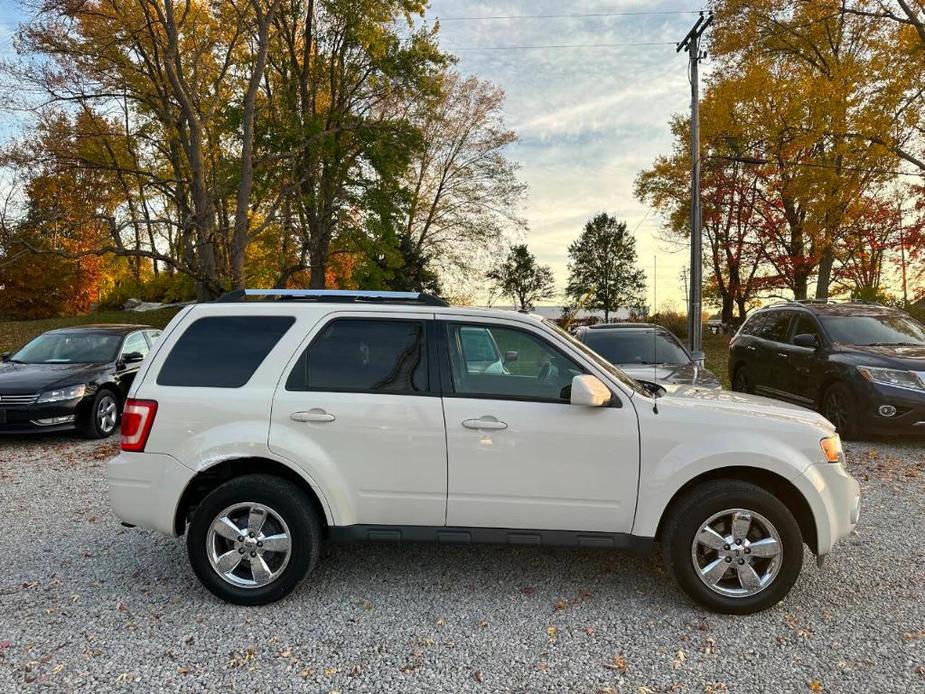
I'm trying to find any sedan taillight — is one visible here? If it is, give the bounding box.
[120,399,158,452]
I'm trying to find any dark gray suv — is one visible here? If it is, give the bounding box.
[728,301,925,438]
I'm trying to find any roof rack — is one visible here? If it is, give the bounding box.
[213,288,449,307]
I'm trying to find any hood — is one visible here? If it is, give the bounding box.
[620,362,722,389]
[659,385,835,432]
[0,361,106,394]
[837,342,925,369]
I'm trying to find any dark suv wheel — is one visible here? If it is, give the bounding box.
[662,480,803,614]
[187,474,321,605]
[821,382,859,440]
[732,366,752,393]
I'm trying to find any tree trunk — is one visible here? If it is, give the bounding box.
[815,245,835,299]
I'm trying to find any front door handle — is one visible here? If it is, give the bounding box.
[462,416,508,431]
[777,352,789,358]
[291,409,335,423]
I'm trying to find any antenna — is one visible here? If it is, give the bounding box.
[652,255,659,414]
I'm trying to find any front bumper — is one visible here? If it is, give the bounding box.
[852,380,925,435]
[795,461,861,556]
[107,451,196,536]
[0,399,83,433]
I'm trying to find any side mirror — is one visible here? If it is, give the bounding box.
[690,350,705,366]
[793,333,819,349]
[504,350,519,363]
[0,352,10,362]
[122,351,145,364]
[570,374,611,407]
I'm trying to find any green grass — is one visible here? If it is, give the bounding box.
[0,308,183,354]
[702,332,732,388]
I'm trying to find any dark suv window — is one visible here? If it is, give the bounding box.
[286,319,428,394]
[791,314,821,344]
[740,313,766,336]
[756,311,793,343]
[157,316,295,388]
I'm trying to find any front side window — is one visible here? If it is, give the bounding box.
[446,323,584,402]
[11,332,122,364]
[582,329,690,366]
[157,315,295,388]
[286,319,427,394]
[121,332,150,359]
[791,315,821,344]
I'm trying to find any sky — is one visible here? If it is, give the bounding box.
[0,0,710,309]
[428,0,710,308]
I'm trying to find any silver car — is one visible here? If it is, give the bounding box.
[575,323,721,389]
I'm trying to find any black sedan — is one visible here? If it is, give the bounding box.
[0,325,161,438]
[729,301,925,438]
[574,323,722,389]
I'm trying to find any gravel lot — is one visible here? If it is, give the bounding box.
[0,435,923,693]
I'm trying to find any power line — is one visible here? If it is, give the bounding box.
[446,41,677,51]
[439,10,704,22]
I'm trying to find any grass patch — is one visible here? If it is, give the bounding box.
[0,308,183,354]
[702,332,731,388]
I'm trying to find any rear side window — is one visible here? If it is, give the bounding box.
[286,319,427,394]
[756,311,793,343]
[157,316,295,388]
[740,313,766,336]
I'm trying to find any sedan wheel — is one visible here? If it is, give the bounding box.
[97,394,119,435]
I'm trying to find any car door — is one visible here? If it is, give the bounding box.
[776,313,825,406]
[438,317,639,533]
[752,310,795,398]
[116,331,150,397]
[268,314,448,527]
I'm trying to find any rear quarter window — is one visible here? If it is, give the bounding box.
[156,315,295,388]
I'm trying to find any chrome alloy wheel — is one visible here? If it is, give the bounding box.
[690,508,783,598]
[206,503,292,588]
[97,394,118,434]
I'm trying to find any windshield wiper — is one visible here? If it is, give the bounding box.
[864,342,924,347]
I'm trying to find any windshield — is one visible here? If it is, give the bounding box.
[543,320,650,396]
[11,332,122,364]
[581,329,690,365]
[820,314,925,346]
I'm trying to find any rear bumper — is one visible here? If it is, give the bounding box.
[107,451,195,536]
[795,461,861,556]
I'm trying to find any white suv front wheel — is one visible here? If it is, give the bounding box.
[187,474,321,605]
[662,480,804,614]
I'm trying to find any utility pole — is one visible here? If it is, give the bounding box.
[677,11,713,360]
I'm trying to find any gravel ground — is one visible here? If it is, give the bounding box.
[0,435,923,693]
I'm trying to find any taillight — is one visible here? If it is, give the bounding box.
[121,399,158,452]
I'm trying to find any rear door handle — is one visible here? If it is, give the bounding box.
[777,352,789,358]
[462,417,508,431]
[291,409,335,423]
[745,345,756,351]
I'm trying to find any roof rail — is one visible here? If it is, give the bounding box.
[213,288,449,307]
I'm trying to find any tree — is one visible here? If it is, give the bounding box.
[565,213,646,322]
[486,244,556,311]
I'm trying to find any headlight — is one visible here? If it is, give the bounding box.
[820,435,844,464]
[856,366,925,392]
[37,384,88,403]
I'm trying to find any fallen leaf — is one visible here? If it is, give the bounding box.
[546,626,558,641]
[605,654,627,673]
[672,650,686,669]
[472,670,484,683]
[808,680,823,692]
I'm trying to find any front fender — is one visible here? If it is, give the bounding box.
[632,428,815,538]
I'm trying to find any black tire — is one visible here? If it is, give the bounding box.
[731,365,752,393]
[186,474,321,606]
[821,382,859,440]
[661,480,803,615]
[79,389,120,439]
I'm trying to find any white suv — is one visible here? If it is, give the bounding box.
[107,290,860,614]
